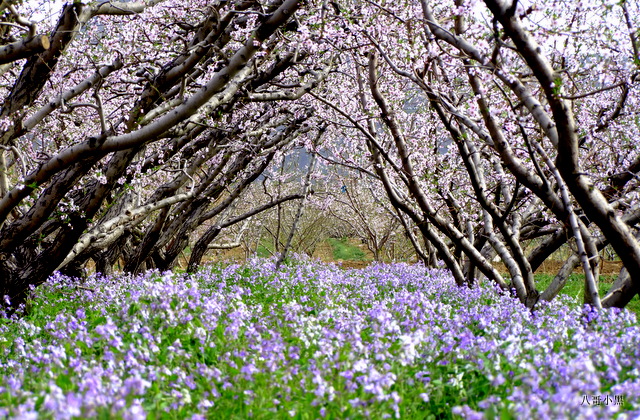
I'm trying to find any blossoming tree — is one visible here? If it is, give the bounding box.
[0,0,330,307]
[2,0,640,312]
[312,0,640,308]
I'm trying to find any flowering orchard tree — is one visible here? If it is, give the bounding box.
[184,150,324,272]
[0,0,333,307]
[321,172,413,262]
[2,0,640,312]
[313,0,640,308]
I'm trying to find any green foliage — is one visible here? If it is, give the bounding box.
[535,273,640,316]
[327,237,366,261]
[256,239,274,258]
[552,77,563,96]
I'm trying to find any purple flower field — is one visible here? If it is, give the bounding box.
[1,258,639,419]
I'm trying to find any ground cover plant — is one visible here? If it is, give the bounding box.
[327,238,367,262]
[534,273,640,317]
[1,258,640,419]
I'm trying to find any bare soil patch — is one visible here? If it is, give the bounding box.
[494,259,623,277]
[202,239,624,277]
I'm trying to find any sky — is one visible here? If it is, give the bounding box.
[26,0,65,26]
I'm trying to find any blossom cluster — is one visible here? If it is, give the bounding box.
[1,259,639,418]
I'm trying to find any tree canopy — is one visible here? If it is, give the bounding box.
[1,0,639,310]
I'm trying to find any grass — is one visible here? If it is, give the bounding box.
[327,237,367,261]
[256,239,275,258]
[535,273,640,316]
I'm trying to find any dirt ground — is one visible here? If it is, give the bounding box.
[311,241,625,275]
[528,259,622,276]
[491,259,623,277]
[205,239,624,275]
[202,238,374,269]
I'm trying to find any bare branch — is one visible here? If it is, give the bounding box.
[92,0,166,16]
[57,191,195,270]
